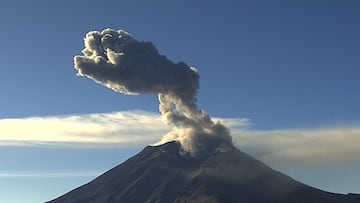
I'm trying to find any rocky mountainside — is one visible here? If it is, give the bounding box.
[48,141,360,203]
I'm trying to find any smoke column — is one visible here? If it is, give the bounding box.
[74,28,232,156]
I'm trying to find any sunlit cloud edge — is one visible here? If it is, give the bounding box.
[1,111,360,166]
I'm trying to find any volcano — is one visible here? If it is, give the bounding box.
[48,141,359,203]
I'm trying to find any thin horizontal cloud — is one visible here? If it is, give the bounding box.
[1,111,359,165]
[231,128,360,166]
[0,171,102,178]
[0,111,168,147]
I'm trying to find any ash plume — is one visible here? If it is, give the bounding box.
[74,28,232,156]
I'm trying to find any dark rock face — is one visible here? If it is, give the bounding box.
[48,141,360,203]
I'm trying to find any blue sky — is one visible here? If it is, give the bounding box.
[0,1,359,202]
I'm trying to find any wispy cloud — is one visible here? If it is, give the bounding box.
[0,171,102,178]
[1,111,359,165]
[0,111,168,147]
[232,128,360,166]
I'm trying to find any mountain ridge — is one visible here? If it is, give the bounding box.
[48,141,360,203]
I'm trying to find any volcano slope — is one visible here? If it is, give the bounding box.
[48,141,360,203]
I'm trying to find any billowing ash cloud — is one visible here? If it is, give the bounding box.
[74,28,232,156]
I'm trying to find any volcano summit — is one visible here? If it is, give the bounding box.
[48,141,359,203]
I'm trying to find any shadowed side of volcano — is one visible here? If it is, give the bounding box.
[48,141,360,203]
